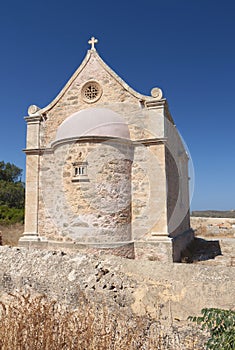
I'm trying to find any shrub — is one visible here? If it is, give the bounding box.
[0,161,25,209]
[0,205,24,225]
[189,308,235,350]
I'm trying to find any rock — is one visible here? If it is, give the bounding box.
[0,246,234,349]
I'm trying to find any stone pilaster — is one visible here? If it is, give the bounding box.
[20,114,46,243]
[148,142,169,238]
[146,101,169,238]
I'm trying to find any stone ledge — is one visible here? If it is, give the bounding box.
[0,245,234,323]
[18,240,135,259]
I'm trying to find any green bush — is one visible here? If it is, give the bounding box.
[0,205,24,224]
[0,161,25,224]
[0,180,25,209]
[0,161,25,209]
[189,308,235,350]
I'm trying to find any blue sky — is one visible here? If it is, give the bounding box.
[0,0,234,210]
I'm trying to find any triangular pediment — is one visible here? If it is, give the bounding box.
[31,48,163,116]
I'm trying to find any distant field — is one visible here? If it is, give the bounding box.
[191,210,235,218]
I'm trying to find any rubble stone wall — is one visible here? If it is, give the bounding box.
[1,246,234,349]
[191,216,235,237]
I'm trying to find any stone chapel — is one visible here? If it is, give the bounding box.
[19,37,194,262]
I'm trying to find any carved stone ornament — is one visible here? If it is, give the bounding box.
[81,81,102,103]
[28,105,40,116]
[151,87,163,100]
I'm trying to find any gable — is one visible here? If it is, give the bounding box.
[25,37,169,147]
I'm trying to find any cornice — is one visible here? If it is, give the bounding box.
[133,138,167,146]
[51,135,133,149]
[23,148,52,155]
[23,136,167,154]
[24,115,42,123]
[144,99,166,109]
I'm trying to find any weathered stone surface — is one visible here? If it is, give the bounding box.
[22,44,193,262]
[0,247,234,318]
[191,216,235,237]
[38,141,132,246]
[1,246,234,348]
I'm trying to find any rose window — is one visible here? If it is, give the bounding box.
[82,81,102,103]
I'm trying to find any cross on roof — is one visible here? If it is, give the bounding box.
[88,36,98,50]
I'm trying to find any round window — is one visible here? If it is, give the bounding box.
[82,81,102,103]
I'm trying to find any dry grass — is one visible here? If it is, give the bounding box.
[0,292,173,350]
[0,223,23,246]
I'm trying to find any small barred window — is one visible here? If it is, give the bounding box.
[82,81,102,103]
[72,162,89,182]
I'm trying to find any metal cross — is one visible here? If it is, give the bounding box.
[88,36,98,50]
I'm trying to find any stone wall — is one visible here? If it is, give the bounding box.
[164,117,191,238]
[1,246,234,319]
[191,216,235,237]
[39,140,133,245]
[1,246,234,349]
[132,143,168,240]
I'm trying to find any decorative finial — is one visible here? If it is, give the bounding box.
[151,87,163,100]
[88,36,98,50]
[28,105,40,116]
